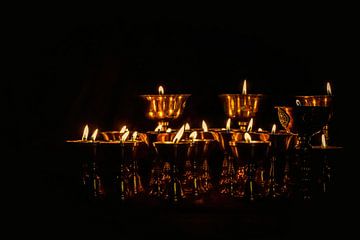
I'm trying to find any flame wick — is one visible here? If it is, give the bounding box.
[321,134,327,148]
[247,118,253,132]
[173,125,185,143]
[202,120,208,132]
[244,132,252,143]
[91,129,98,141]
[327,82,332,95]
[158,86,164,95]
[82,125,89,141]
[242,80,247,95]
[271,124,277,134]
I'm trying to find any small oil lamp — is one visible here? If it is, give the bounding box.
[141,86,191,131]
[219,80,264,132]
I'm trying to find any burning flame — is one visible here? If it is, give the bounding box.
[258,128,263,132]
[82,125,89,141]
[296,99,302,106]
[91,129,98,141]
[321,134,327,148]
[158,86,164,95]
[185,123,191,131]
[202,120,208,132]
[166,128,172,133]
[154,124,162,132]
[244,132,252,143]
[242,80,247,95]
[247,118,253,132]
[120,125,127,134]
[173,125,185,143]
[226,118,231,131]
[132,131,138,141]
[271,124,277,134]
[189,131,197,140]
[121,131,130,142]
[327,82,332,95]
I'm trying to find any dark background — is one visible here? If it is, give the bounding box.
[13,11,352,238]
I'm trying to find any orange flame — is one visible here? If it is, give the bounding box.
[296,99,302,106]
[202,120,208,132]
[327,82,332,95]
[132,131,138,141]
[91,129,98,141]
[321,134,327,148]
[121,131,130,142]
[166,128,172,133]
[271,124,277,134]
[258,128,263,132]
[226,118,231,131]
[82,125,89,141]
[154,124,162,132]
[242,80,247,95]
[247,118,253,132]
[189,131,197,140]
[185,123,191,131]
[173,125,185,143]
[158,86,164,95]
[120,125,127,134]
[244,132,252,143]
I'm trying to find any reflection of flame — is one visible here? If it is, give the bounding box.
[247,118,253,132]
[166,128,172,133]
[185,123,191,131]
[120,125,127,134]
[321,134,327,148]
[189,131,197,140]
[271,124,276,134]
[91,129,98,141]
[158,86,164,95]
[327,82,332,95]
[244,132,252,143]
[82,125,89,141]
[173,125,185,143]
[132,131,138,141]
[121,131,130,141]
[202,120,208,132]
[154,124,162,132]
[296,99,302,106]
[226,118,231,130]
[242,80,247,95]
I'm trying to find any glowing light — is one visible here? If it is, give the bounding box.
[82,125,89,141]
[296,99,302,106]
[242,80,247,95]
[166,128,172,133]
[132,131,138,141]
[91,129,98,141]
[247,118,253,132]
[154,124,162,132]
[173,125,185,143]
[327,82,332,95]
[271,124,277,134]
[121,131,130,142]
[189,131,197,140]
[120,125,127,134]
[202,120,208,132]
[244,132,252,143]
[321,134,327,148]
[158,86,164,95]
[185,123,191,131]
[226,118,231,131]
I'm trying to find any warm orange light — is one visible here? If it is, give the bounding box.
[321,134,327,148]
[271,124,277,134]
[173,125,185,143]
[82,125,89,141]
[242,80,247,95]
[244,132,252,143]
[121,131,130,142]
[132,131,138,141]
[247,118,253,132]
[154,124,162,132]
[120,125,127,134]
[166,128,172,133]
[189,131,197,140]
[258,128,263,132]
[202,120,208,132]
[226,118,231,131]
[296,99,301,106]
[91,129,98,141]
[158,86,164,95]
[185,123,191,131]
[327,82,332,95]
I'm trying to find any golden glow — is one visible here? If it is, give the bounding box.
[242,80,247,95]
[120,125,127,134]
[166,128,172,133]
[154,124,162,132]
[202,120,208,132]
[158,86,164,95]
[226,118,231,131]
[121,131,130,142]
[258,128,263,132]
[189,131,197,140]
[247,118,253,132]
[91,129,98,141]
[132,131,138,141]
[173,125,185,143]
[271,124,277,134]
[296,99,301,106]
[185,123,191,131]
[327,82,332,95]
[244,132,252,143]
[82,125,89,141]
[321,134,327,148]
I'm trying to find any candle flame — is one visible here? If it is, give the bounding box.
[226,118,231,131]
[132,131,138,141]
[173,125,185,143]
[166,128,172,133]
[296,99,302,106]
[321,134,327,148]
[121,131,130,142]
[120,125,127,134]
[185,123,191,131]
[189,131,197,140]
[91,129,98,141]
[258,128,263,132]
[82,125,89,141]
[158,85,164,95]
[242,80,247,95]
[271,124,277,134]
[154,124,162,132]
[247,118,253,132]
[327,82,332,95]
[202,120,208,132]
[244,132,252,143]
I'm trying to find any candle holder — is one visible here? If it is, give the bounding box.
[219,94,264,131]
[141,94,191,131]
[153,141,191,203]
[275,105,331,200]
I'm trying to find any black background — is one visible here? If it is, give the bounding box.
[13,11,352,238]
